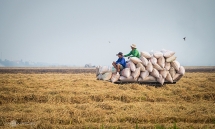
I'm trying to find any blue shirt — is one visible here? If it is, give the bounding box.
[116,57,126,68]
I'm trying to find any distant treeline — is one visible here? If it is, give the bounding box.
[0,59,65,67]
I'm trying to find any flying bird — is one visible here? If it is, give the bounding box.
[109,41,111,43]
[183,37,186,41]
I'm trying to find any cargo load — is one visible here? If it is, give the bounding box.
[96,49,185,85]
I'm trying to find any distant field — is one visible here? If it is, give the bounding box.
[0,72,215,128]
[0,66,215,74]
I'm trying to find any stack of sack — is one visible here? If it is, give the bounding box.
[96,49,185,85]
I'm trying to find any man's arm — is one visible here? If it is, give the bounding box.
[116,58,120,64]
[124,51,132,57]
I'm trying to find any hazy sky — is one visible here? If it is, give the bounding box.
[0,0,215,66]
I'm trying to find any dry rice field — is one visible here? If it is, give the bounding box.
[0,68,215,128]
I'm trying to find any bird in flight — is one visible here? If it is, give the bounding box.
[109,41,111,43]
[183,37,186,41]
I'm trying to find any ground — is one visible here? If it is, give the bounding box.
[0,71,215,128]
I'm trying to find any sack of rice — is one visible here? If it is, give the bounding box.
[140,71,149,80]
[111,73,120,83]
[169,67,176,78]
[153,63,164,71]
[164,62,171,71]
[178,66,185,75]
[141,51,151,58]
[111,67,117,73]
[139,56,148,66]
[161,49,167,53]
[165,73,173,83]
[101,72,112,81]
[130,57,142,64]
[99,66,115,74]
[138,75,156,82]
[97,74,102,80]
[136,63,146,72]
[150,56,157,65]
[157,74,164,85]
[119,76,135,82]
[120,68,131,78]
[157,56,165,68]
[173,74,183,81]
[96,66,100,76]
[99,66,109,74]
[153,51,163,58]
[146,61,153,72]
[126,61,136,72]
[131,67,141,80]
[166,55,177,63]
[163,50,175,58]
[150,68,159,78]
[171,60,180,71]
[160,70,168,78]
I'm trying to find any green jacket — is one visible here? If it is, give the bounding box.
[124,49,140,58]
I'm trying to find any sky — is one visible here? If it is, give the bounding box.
[0,0,215,66]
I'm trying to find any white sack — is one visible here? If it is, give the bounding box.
[101,72,112,81]
[166,55,177,63]
[146,61,153,72]
[141,51,151,58]
[171,60,180,71]
[165,73,173,83]
[173,74,183,81]
[99,66,115,74]
[153,51,163,58]
[111,73,120,83]
[163,50,175,58]
[140,71,149,80]
[131,67,141,80]
[150,68,159,78]
[160,70,168,78]
[157,74,164,85]
[136,63,146,72]
[164,62,171,71]
[153,63,164,71]
[150,57,157,65]
[119,76,135,82]
[178,66,185,75]
[139,56,148,66]
[138,75,156,82]
[161,49,167,53]
[130,57,142,64]
[120,68,131,78]
[126,62,136,72]
[96,66,100,76]
[97,74,102,80]
[158,56,165,68]
[169,67,176,78]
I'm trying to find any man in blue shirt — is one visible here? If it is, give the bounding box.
[112,52,126,75]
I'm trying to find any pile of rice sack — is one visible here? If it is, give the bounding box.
[96,50,185,85]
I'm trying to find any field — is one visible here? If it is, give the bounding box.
[0,68,215,128]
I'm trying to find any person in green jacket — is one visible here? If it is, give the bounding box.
[124,44,140,58]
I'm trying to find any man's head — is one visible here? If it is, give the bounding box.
[131,44,137,50]
[116,52,123,58]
